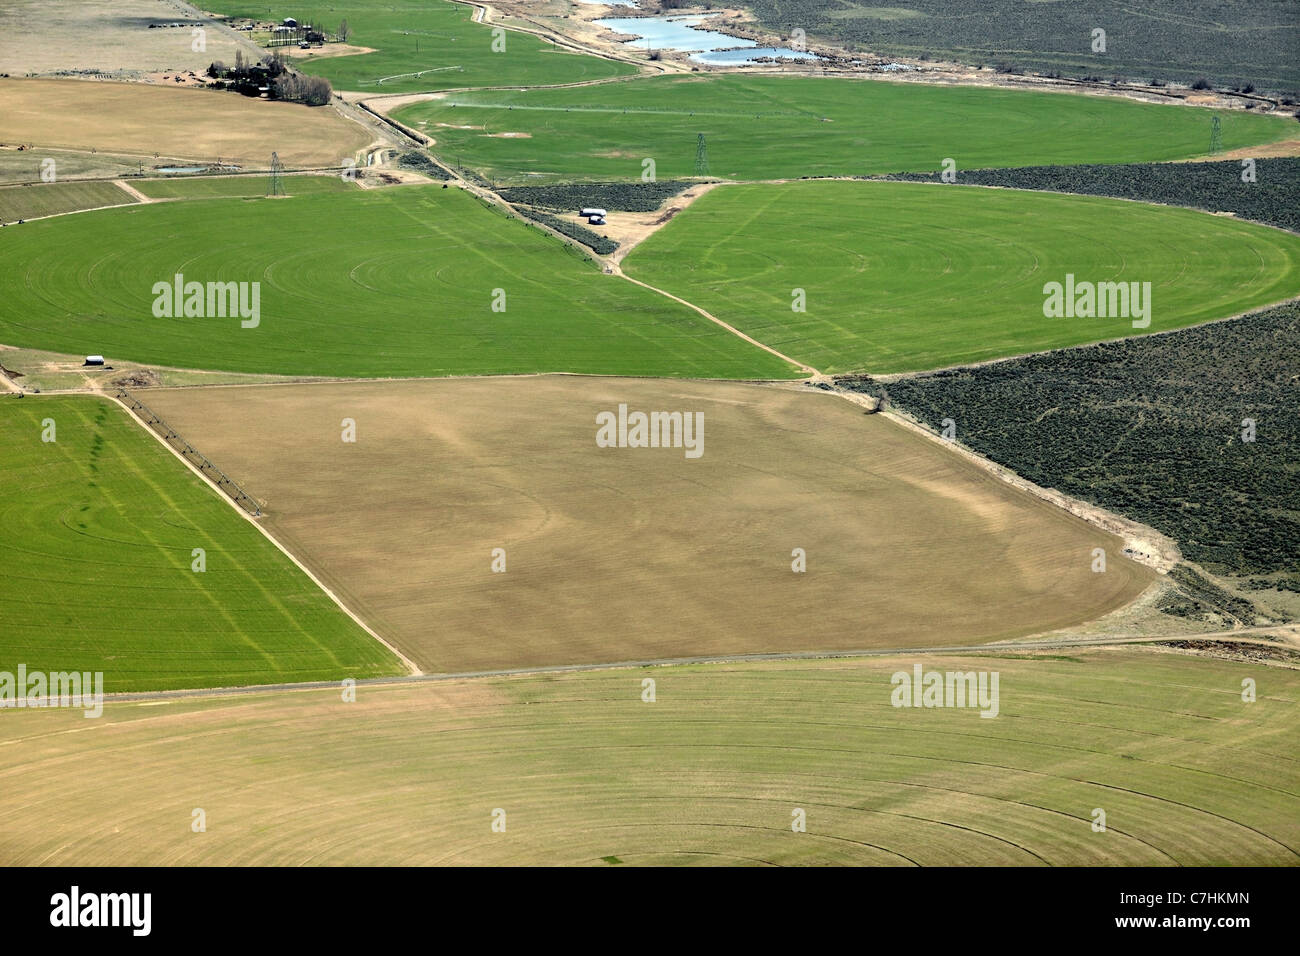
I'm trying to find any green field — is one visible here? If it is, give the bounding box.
[0,180,135,223]
[393,74,1292,184]
[1,648,1295,865]
[623,181,1300,374]
[0,396,403,691]
[132,174,357,200]
[0,185,798,379]
[207,0,634,92]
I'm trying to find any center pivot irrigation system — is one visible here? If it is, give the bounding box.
[116,389,263,517]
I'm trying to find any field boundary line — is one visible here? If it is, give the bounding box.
[105,391,423,677]
[116,389,263,516]
[617,270,818,376]
[101,630,1298,702]
[818,383,1183,573]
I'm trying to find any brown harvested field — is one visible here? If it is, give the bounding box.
[142,377,1155,673]
[0,0,248,76]
[0,78,372,170]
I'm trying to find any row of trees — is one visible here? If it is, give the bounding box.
[272,73,333,106]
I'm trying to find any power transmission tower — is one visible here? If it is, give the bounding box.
[694,132,709,176]
[1209,115,1223,155]
[267,151,285,197]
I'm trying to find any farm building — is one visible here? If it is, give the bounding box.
[84,355,105,367]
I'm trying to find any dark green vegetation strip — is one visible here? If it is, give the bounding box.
[517,208,618,255]
[740,0,1300,94]
[206,0,633,93]
[0,181,135,223]
[0,185,798,379]
[394,75,1291,184]
[0,395,403,691]
[885,157,1300,234]
[396,150,452,180]
[498,181,695,212]
[841,302,1300,575]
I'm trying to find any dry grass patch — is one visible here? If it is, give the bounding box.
[0,648,1293,866]
[0,78,371,169]
[143,377,1154,673]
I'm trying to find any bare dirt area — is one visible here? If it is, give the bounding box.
[1192,138,1300,161]
[141,376,1155,675]
[0,0,250,76]
[280,43,377,61]
[608,182,723,264]
[0,344,340,393]
[0,78,373,169]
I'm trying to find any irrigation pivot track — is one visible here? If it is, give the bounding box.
[115,389,262,517]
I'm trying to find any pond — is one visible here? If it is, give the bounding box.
[595,13,820,65]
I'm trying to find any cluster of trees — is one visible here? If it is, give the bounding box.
[498,181,692,212]
[272,72,333,106]
[206,50,332,106]
[839,302,1300,576]
[883,158,1300,233]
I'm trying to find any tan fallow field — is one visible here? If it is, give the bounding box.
[0,649,1294,866]
[142,377,1155,673]
[0,78,372,170]
[0,0,247,76]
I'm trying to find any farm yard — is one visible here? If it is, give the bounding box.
[623,180,1300,374]
[204,0,635,93]
[393,75,1293,184]
[0,648,1294,866]
[0,0,1297,882]
[0,396,404,691]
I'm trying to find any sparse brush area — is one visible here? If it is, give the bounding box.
[839,301,1300,576]
[396,150,452,179]
[1156,565,1285,627]
[497,181,694,212]
[739,0,1300,94]
[882,158,1300,234]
